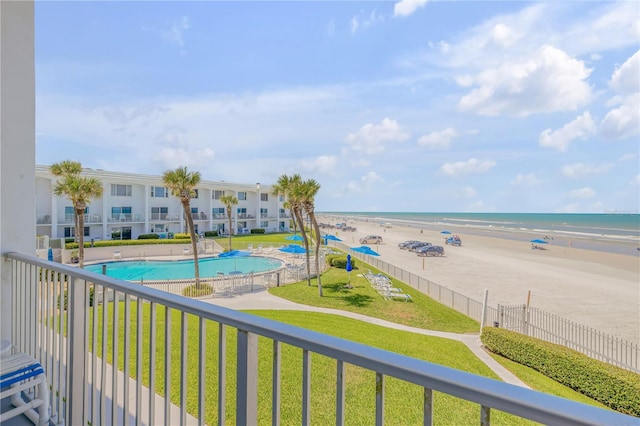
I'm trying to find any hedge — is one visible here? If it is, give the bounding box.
[325,254,356,270]
[66,239,193,249]
[481,327,640,416]
[182,283,214,298]
[137,233,160,240]
[251,228,265,234]
[204,231,218,237]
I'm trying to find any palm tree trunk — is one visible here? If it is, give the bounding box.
[227,210,233,251]
[294,208,311,286]
[76,208,85,268]
[183,202,201,289]
[309,212,323,296]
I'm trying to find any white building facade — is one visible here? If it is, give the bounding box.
[35,165,291,241]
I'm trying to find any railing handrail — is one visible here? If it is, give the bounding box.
[5,251,636,425]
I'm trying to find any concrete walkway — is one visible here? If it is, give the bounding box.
[205,289,529,388]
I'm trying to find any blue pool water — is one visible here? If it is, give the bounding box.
[86,256,284,281]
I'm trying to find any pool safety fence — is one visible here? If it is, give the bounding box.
[330,241,639,373]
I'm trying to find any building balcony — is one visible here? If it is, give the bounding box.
[2,252,634,426]
[149,214,180,221]
[36,214,51,225]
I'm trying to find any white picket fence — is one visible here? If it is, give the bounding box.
[333,241,639,373]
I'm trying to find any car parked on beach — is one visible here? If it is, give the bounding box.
[398,240,420,249]
[408,241,432,252]
[416,245,445,256]
[359,235,383,244]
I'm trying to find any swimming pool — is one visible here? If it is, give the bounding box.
[86,256,284,281]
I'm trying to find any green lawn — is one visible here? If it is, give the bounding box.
[270,265,479,333]
[90,303,539,425]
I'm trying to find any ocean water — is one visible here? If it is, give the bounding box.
[321,212,640,255]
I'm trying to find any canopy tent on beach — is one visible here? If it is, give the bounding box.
[530,239,549,250]
[351,245,380,256]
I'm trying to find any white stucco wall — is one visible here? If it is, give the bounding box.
[0,1,35,340]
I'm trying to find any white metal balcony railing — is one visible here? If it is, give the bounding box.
[149,214,180,222]
[4,252,636,426]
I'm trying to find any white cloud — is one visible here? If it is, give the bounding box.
[458,45,592,116]
[393,0,428,17]
[154,146,215,170]
[569,187,596,199]
[299,155,338,174]
[490,23,520,48]
[350,158,371,167]
[631,175,640,186]
[350,16,359,34]
[601,51,640,140]
[351,9,384,34]
[440,158,496,176]
[162,16,190,54]
[345,171,383,192]
[455,186,477,198]
[600,94,640,140]
[561,163,614,178]
[511,173,542,185]
[618,153,638,162]
[610,50,640,93]
[538,111,596,152]
[326,19,336,36]
[417,127,457,149]
[345,118,409,155]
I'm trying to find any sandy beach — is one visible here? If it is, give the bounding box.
[319,215,640,344]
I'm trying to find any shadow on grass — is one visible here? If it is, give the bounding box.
[324,282,374,307]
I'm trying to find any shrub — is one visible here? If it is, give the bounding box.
[204,231,218,237]
[325,254,341,266]
[66,239,198,249]
[138,233,160,240]
[182,284,214,298]
[65,238,75,244]
[173,233,191,239]
[325,255,356,270]
[481,327,640,416]
[251,228,265,234]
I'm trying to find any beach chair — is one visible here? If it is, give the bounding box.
[113,249,121,259]
[0,350,50,426]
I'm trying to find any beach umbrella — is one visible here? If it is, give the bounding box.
[323,234,342,241]
[47,247,53,262]
[351,246,380,256]
[285,234,303,241]
[530,239,548,244]
[279,244,307,254]
[346,254,353,286]
[440,230,452,235]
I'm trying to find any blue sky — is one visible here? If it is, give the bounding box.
[35,1,639,213]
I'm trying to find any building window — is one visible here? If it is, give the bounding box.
[111,206,132,221]
[279,195,284,202]
[279,208,286,216]
[64,227,90,237]
[260,220,268,228]
[238,192,246,201]
[260,208,268,218]
[65,206,87,222]
[151,207,169,220]
[212,207,225,219]
[111,184,132,197]
[213,190,225,200]
[237,207,247,218]
[192,189,199,199]
[260,193,269,202]
[151,224,166,233]
[151,186,169,198]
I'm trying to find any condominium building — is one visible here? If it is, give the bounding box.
[35,165,291,241]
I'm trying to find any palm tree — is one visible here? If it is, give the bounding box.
[220,194,238,251]
[275,174,313,286]
[51,160,103,268]
[299,179,323,296]
[163,166,202,288]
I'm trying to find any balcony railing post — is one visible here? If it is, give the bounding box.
[236,329,258,426]
[67,276,88,425]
